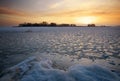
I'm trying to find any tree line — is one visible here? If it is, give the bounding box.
[18,21,76,27]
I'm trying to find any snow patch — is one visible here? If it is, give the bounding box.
[21,57,120,81]
[0,56,119,81]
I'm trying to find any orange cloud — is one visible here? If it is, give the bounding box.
[45,9,109,17]
[0,7,27,16]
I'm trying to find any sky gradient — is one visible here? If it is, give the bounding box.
[0,0,120,26]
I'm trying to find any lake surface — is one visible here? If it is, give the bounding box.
[0,27,120,73]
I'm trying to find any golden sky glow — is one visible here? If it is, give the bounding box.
[76,16,97,24]
[0,0,120,26]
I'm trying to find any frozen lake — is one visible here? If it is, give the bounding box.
[0,27,120,75]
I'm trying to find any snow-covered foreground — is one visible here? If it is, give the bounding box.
[0,56,120,81]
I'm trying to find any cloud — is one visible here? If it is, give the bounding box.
[45,9,109,17]
[49,3,61,9]
[0,7,27,16]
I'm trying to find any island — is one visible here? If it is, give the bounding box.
[18,21,76,27]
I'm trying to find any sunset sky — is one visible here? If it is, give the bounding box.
[0,0,120,26]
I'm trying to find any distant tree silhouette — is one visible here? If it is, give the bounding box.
[70,24,76,26]
[18,21,77,27]
[59,24,70,26]
[19,23,32,27]
[88,24,95,27]
[32,23,39,26]
[50,23,57,26]
[40,21,48,26]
